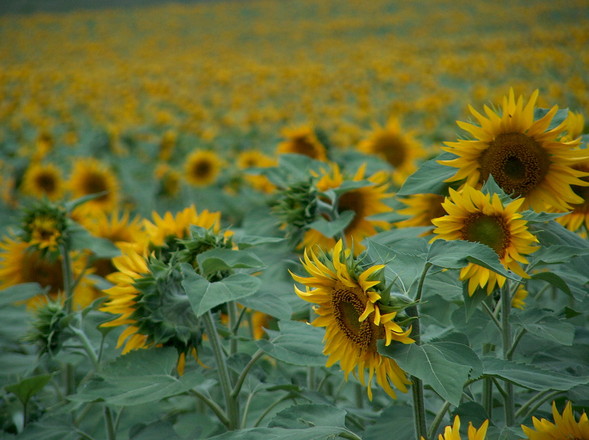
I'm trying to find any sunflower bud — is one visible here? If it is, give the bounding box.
[26,299,73,356]
[21,201,69,253]
[270,180,318,243]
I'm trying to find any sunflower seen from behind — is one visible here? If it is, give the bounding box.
[440,89,588,211]
[184,150,222,187]
[20,163,65,201]
[431,184,538,295]
[291,240,414,400]
[522,401,589,440]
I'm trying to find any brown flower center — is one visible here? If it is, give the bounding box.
[479,132,550,198]
[373,132,407,168]
[332,287,375,349]
[82,172,109,201]
[462,213,510,257]
[290,135,322,159]
[338,191,365,233]
[35,172,57,193]
[22,250,64,295]
[192,159,212,178]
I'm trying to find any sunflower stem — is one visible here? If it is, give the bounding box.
[189,389,230,427]
[59,243,74,314]
[307,366,316,391]
[104,406,116,440]
[203,311,240,430]
[70,324,99,368]
[228,301,239,357]
[231,349,265,398]
[427,400,452,439]
[500,282,515,426]
[408,262,432,440]
[518,390,562,421]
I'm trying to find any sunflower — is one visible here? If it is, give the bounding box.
[20,163,65,201]
[276,125,327,161]
[563,110,585,141]
[522,401,589,440]
[425,416,489,440]
[511,284,528,310]
[555,159,589,232]
[184,150,222,186]
[0,235,95,309]
[155,163,181,198]
[237,150,277,193]
[440,89,588,211]
[159,130,177,162]
[69,158,120,212]
[431,185,538,295]
[300,163,392,255]
[291,240,414,399]
[358,118,426,186]
[142,205,221,250]
[396,193,447,230]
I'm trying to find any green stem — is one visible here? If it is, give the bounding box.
[59,243,74,314]
[516,390,562,420]
[482,377,493,419]
[338,431,363,440]
[228,301,239,357]
[500,282,515,426]
[253,394,292,427]
[203,311,239,430]
[427,401,452,440]
[354,383,365,409]
[307,366,316,391]
[481,301,502,332]
[231,349,265,398]
[190,389,230,427]
[70,324,99,368]
[407,262,432,440]
[104,406,116,440]
[506,328,527,360]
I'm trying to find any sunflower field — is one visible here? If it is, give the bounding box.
[1,0,589,439]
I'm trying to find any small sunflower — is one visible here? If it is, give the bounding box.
[20,163,65,201]
[440,89,588,211]
[300,163,392,255]
[237,150,277,193]
[184,150,222,186]
[0,235,95,309]
[431,185,538,295]
[69,158,120,212]
[396,193,447,230]
[511,284,528,310]
[425,416,488,440]
[155,164,181,198]
[522,401,589,440]
[291,240,414,399]
[563,110,585,141]
[358,118,426,186]
[21,202,68,253]
[555,159,589,232]
[276,125,327,161]
[159,130,177,162]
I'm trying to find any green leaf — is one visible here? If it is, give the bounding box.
[307,210,354,238]
[65,192,108,213]
[197,248,266,275]
[0,283,44,307]
[235,235,285,249]
[364,405,414,440]
[129,421,183,440]
[513,309,575,346]
[398,152,457,196]
[379,342,472,405]
[208,426,357,440]
[5,374,52,406]
[238,291,292,321]
[482,357,589,391]
[534,107,568,131]
[531,220,589,248]
[532,245,589,264]
[530,272,571,296]
[256,320,326,367]
[184,271,261,317]
[70,347,205,406]
[68,223,120,259]
[269,404,347,429]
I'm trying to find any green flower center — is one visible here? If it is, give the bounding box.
[463,214,510,257]
[479,132,550,198]
[332,286,374,349]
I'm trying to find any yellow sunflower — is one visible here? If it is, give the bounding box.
[69,158,120,212]
[396,193,447,230]
[300,163,392,255]
[358,118,426,186]
[522,401,589,440]
[440,89,588,211]
[0,235,95,309]
[155,163,181,198]
[27,215,62,252]
[20,163,65,201]
[511,284,528,310]
[276,125,327,161]
[237,150,277,193]
[431,184,538,295]
[291,240,414,400]
[158,130,177,162]
[555,159,589,232]
[424,416,488,440]
[142,205,221,250]
[563,111,585,141]
[184,150,222,186]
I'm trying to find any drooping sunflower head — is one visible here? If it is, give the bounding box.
[521,401,589,440]
[431,184,539,295]
[291,240,414,400]
[184,150,222,186]
[425,415,489,440]
[100,244,203,374]
[396,193,447,231]
[21,201,68,253]
[20,163,65,201]
[68,158,120,212]
[441,89,589,211]
[300,163,392,255]
[276,125,328,161]
[358,118,426,186]
[555,158,589,233]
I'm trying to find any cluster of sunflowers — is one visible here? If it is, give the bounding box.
[1,0,589,439]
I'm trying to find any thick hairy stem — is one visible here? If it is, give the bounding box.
[500,282,515,426]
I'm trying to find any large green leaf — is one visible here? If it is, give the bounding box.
[397,152,457,196]
[70,347,205,406]
[5,374,52,406]
[208,426,358,440]
[238,291,292,321]
[482,357,589,391]
[68,223,120,259]
[269,404,347,429]
[530,272,571,296]
[0,283,44,307]
[183,271,261,317]
[197,248,266,276]
[364,405,414,440]
[256,320,326,367]
[532,245,589,264]
[513,309,575,346]
[307,210,354,238]
[379,341,475,405]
